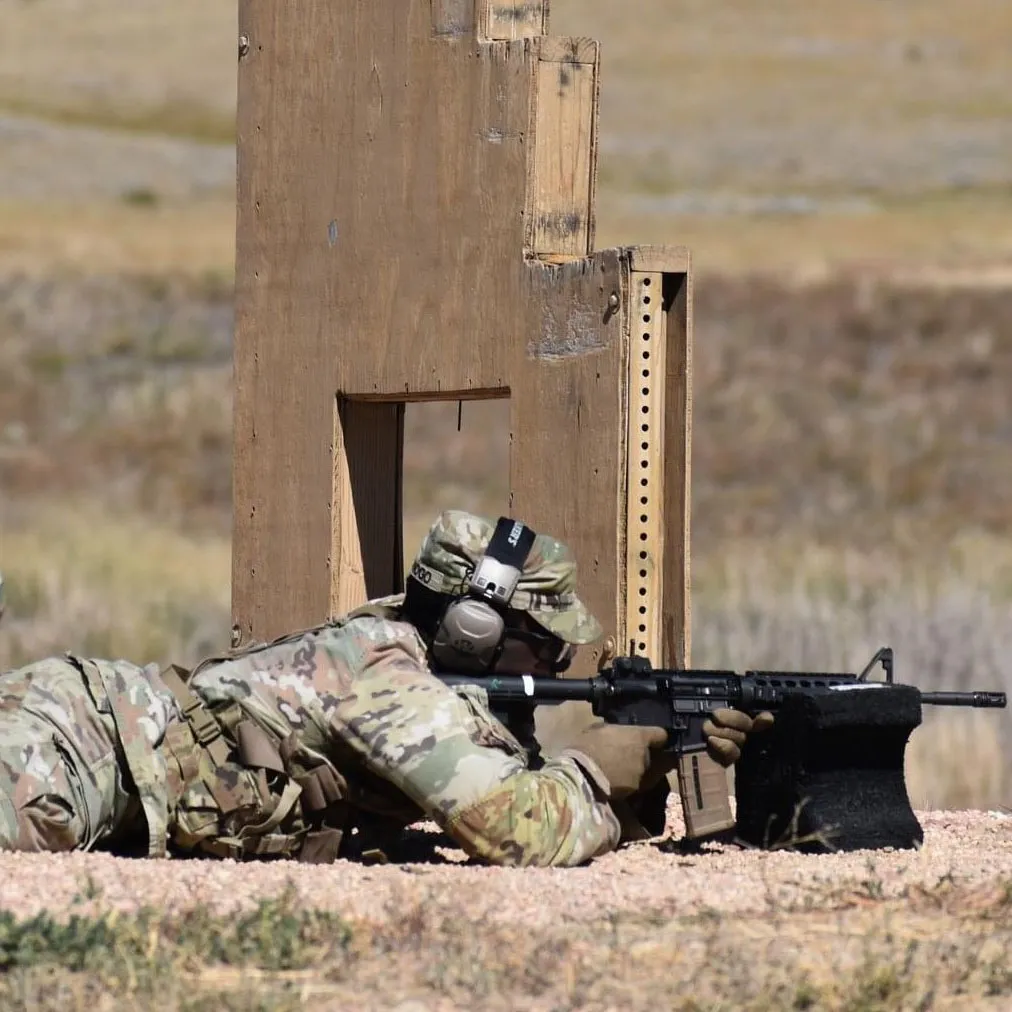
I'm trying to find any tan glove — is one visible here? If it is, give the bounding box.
[702,708,775,767]
[564,722,675,800]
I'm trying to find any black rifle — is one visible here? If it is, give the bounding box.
[438,646,1004,750]
[436,647,1007,841]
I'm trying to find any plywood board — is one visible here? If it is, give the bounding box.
[629,244,691,275]
[529,37,600,257]
[512,250,626,673]
[233,0,691,684]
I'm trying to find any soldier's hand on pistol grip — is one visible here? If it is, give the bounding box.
[702,708,775,767]
[567,723,673,800]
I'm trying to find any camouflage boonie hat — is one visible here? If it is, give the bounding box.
[408,510,603,646]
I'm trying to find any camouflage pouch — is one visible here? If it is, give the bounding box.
[164,669,356,862]
[160,667,309,860]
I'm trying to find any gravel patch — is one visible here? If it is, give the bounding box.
[1,806,1007,927]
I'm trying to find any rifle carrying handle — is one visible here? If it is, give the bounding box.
[675,752,735,838]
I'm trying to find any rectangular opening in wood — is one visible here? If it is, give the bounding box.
[402,395,511,569]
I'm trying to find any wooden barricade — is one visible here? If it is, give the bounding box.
[233,0,695,696]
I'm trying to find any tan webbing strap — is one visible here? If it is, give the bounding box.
[159,664,248,816]
[241,832,305,858]
[237,779,304,839]
[159,664,232,769]
[194,837,244,860]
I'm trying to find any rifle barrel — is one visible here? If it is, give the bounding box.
[436,673,665,703]
[437,674,595,701]
[921,690,1007,708]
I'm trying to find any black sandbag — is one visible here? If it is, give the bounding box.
[734,684,924,852]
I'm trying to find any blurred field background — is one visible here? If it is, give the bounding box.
[0,0,1010,809]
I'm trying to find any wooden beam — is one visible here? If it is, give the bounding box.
[624,270,668,660]
[629,244,691,275]
[662,267,693,667]
[528,37,600,257]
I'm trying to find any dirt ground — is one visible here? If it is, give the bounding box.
[4,806,1009,926]
[0,803,1009,1010]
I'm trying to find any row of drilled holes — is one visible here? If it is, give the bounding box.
[634,276,654,654]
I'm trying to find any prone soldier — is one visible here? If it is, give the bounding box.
[0,511,770,866]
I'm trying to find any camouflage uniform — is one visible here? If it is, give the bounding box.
[0,511,624,866]
[0,656,180,856]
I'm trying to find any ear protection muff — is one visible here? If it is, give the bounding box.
[430,517,537,672]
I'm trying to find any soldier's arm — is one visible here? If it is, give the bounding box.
[325,622,622,867]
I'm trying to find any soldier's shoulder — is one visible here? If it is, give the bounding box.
[314,605,429,670]
[335,595,414,637]
[340,612,419,642]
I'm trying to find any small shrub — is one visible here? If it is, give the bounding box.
[121,188,159,208]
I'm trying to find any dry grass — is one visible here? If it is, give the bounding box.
[0,500,231,669]
[0,0,236,140]
[8,0,1010,192]
[597,191,1012,279]
[0,95,235,148]
[554,0,1012,184]
[10,274,1002,555]
[0,861,1009,1011]
[690,277,1012,550]
[0,198,236,277]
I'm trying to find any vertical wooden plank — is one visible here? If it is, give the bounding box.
[529,37,599,257]
[661,269,692,667]
[514,249,626,676]
[480,0,548,40]
[627,245,692,668]
[625,271,667,661]
[230,0,260,651]
[330,400,405,616]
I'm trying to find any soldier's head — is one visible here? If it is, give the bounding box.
[404,510,602,675]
